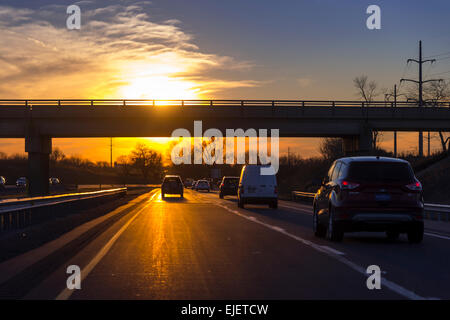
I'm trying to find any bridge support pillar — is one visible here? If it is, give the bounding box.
[25,136,52,196]
[343,125,373,156]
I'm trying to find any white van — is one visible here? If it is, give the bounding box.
[238,165,278,209]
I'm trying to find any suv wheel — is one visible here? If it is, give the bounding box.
[238,197,244,208]
[326,206,343,242]
[219,193,224,199]
[313,207,326,237]
[269,200,278,209]
[408,223,424,244]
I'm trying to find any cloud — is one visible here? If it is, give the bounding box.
[0,2,261,98]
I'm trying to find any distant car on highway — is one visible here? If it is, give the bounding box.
[49,177,61,185]
[184,178,194,189]
[16,177,27,189]
[313,156,424,243]
[0,176,5,191]
[219,176,239,198]
[161,175,184,199]
[195,180,210,192]
[238,165,278,209]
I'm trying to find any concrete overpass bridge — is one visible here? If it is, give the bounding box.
[1,99,449,195]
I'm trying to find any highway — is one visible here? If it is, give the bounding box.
[9,188,450,300]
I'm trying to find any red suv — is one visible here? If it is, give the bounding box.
[313,156,424,243]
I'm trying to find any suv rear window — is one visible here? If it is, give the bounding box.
[224,178,239,185]
[346,162,414,182]
[164,177,181,184]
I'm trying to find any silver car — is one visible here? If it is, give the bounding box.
[16,177,27,188]
[0,176,5,191]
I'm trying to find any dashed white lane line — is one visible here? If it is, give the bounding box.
[215,203,437,300]
[424,232,450,240]
[319,245,345,256]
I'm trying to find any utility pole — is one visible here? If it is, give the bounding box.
[287,147,291,168]
[110,137,113,168]
[385,84,407,158]
[401,40,442,157]
[394,85,397,157]
[428,131,430,157]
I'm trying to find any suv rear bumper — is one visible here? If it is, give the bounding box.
[220,188,238,196]
[240,196,277,204]
[334,207,423,232]
[161,188,183,195]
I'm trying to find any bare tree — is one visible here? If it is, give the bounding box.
[353,75,382,149]
[353,75,379,103]
[116,155,132,184]
[320,138,344,161]
[405,80,450,153]
[50,147,66,163]
[130,143,163,182]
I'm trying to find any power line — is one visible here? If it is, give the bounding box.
[435,55,450,61]
[398,60,412,91]
[428,70,450,77]
[424,50,450,59]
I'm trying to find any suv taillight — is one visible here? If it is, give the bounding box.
[341,180,360,190]
[274,186,278,194]
[406,181,422,191]
[239,185,244,194]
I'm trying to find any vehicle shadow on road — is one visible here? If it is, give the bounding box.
[221,197,415,245]
[162,196,187,203]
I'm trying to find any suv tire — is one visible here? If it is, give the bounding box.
[326,206,344,242]
[313,208,326,237]
[408,223,424,244]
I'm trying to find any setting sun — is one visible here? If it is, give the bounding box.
[120,76,201,100]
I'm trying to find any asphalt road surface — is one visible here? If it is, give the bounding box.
[22,189,450,300]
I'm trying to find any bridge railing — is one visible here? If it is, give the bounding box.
[291,190,450,221]
[1,99,450,108]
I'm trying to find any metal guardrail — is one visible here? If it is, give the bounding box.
[0,188,127,232]
[291,190,450,221]
[291,191,315,200]
[423,203,450,221]
[1,99,450,108]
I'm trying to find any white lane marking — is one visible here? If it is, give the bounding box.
[424,232,450,240]
[279,204,312,214]
[55,199,154,300]
[319,245,345,256]
[150,190,159,201]
[216,203,436,300]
